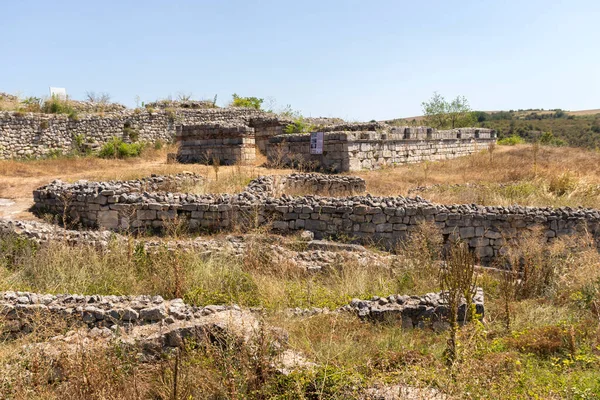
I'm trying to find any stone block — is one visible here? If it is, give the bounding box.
[97,211,119,229]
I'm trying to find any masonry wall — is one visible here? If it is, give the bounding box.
[32,176,600,264]
[267,127,496,172]
[176,124,256,165]
[0,108,266,159]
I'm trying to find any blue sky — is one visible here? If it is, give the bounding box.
[2,0,599,120]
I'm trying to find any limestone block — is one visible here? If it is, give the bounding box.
[98,211,119,229]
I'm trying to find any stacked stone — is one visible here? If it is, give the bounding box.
[68,100,127,113]
[344,289,485,329]
[249,115,291,154]
[144,99,216,109]
[267,127,496,172]
[32,176,600,263]
[275,173,366,196]
[0,291,240,334]
[0,107,267,160]
[175,123,256,165]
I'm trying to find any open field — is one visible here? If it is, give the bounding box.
[2,144,599,219]
[1,145,600,398]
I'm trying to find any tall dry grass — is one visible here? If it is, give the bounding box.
[357,145,600,208]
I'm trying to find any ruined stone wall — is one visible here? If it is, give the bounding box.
[249,116,290,154]
[0,108,265,159]
[267,127,496,172]
[271,173,366,197]
[32,176,600,264]
[176,124,256,165]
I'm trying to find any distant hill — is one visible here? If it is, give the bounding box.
[388,109,600,149]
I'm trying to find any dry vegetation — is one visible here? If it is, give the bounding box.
[1,145,600,398]
[358,144,600,208]
[0,224,599,398]
[1,144,599,218]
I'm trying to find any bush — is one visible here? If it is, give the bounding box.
[42,96,77,117]
[99,137,144,159]
[284,117,314,134]
[231,93,263,110]
[540,131,566,146]
[498,135,526,145]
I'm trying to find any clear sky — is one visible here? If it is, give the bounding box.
[2,0,599,121]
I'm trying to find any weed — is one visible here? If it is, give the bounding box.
[99,137,144,159]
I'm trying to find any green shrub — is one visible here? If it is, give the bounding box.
[231,93,263,110]
[42,96,77,116]
[540,131,567,146]
[123,127,139,142]
[99,137,144,159]
[284,117,314,134]
[498,135,526,145]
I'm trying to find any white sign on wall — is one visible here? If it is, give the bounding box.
[49,87,67,100]
[310,132,324,155]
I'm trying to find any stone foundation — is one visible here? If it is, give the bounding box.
[267,127,496,172]
[345,288,485,329]
[175,123,256,165]
[32,175,600,264]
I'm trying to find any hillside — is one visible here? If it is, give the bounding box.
[391,109,600,149]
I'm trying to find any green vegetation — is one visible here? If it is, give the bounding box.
[421,92,474,129]
[0,225,599,398]
[498,134,526,145]
[284,117,314,134]
[475,109,600,149]
[41,95,79,119]
[98,137,144,159]
[231,93,264,110]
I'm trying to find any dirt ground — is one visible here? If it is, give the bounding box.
[1,144,599,220]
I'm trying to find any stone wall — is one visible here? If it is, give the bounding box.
[0,108,267,159]
[267,127,496,172]
[345,288,485,329]
[272,173,366,197]
[176,123,256,165]
[32,175,600,264]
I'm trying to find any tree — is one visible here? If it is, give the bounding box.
[421,92,473,129]
[421,92,448,129]
[231,93,263,110]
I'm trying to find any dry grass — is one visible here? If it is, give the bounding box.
[0,225,600,397]
[2,144,599,217]
[356,145,600,208]
[1,144,600,397]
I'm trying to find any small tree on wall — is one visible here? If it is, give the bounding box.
[231,94,263,110]
[422,92,474,129]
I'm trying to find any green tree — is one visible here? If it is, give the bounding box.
[231,93,263,110]
[421,92,473,129]
[421,92,448,129]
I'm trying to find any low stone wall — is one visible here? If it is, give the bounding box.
[344,288,485,329]
[267,127,496,172]
[32,176,600,263]
[272,173,366,197]
[175,123,256,165]
[0,291,237,332]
